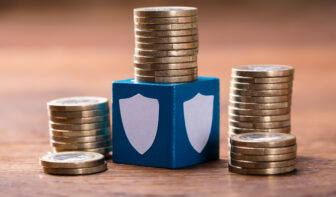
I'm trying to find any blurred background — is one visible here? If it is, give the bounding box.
[0,0,335,151]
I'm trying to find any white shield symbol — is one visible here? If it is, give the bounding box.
[183,93,214,153]
[119,94,159,155]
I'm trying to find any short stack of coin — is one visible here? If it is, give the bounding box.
[47,97,112,157]
[134,6,198,83]
[40,152,107,175]
[229,132,297,175]
[229,65,294,136]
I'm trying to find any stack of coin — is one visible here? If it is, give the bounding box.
[229,65,294,136]
[229,132,297,175]
[47,97,112,157]
[40,152,107,175]
[134,6,198,83]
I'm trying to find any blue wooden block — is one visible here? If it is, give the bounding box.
[112,77,220,169]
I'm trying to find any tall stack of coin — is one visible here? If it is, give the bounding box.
[40,152,107,175]
[229,132,297,175]
[47,97,112,157]
[229,65,294,136]
[134,6,198,83]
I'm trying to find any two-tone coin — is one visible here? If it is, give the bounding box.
[134,7,197,18]
[52,140,112,150]
[50,128,110,137]
[42,162,107,175]
[135,35,198,44]
[135,74,197,83]
[229,114,290,122]
[231,75,293,84]
[135,23,198,30]
[229,101,290,110]
[229,126,291,135]
[230,133,296,148]
[47,97,108,112]
[135,16,198,24]
[228,163,295,175]
[49,121,109,131]
[50,115,109,124]
[135,68,197,77]
[135,62,197,70]
[135,49,198,57]
[134,55,197,63]
[229,120,291,129]
[229,107,290,116]
[51,134,110,143]
[232,65,294,78]
[231,82,292,90]
[230,145,297,155]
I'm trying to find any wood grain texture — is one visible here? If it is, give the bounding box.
[0,1,336,196]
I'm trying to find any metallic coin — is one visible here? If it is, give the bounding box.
[134,7,197,17]
[230,145,297,155]
[53,146,112,155]
[230,88,291,97]
[40,151,104,168]
[51,134,110,143]
[230,159,296,169]
[51,140,112,150]
[230,94,290,103]
[47,97,108,112]
[135,62,197,70]
[229,101,290,110]
[135,74,197,83]
[231,82,292,90]
[229,107,290,116]
[49,108,109,118]
[229,113,290,122]
[42,161,107,175]
[230,132,296,148]
[229,120,291,129]
[135,68,197,77]
[136,42,198,50]
[135,35,198,44]
[50,127,110,137]
[229,126,291,135]
[230,152,296,162]
[49,121,109,131]
[134,55,197,63]
[135,29,198,37]
[231,75,293,84]
[232,65,294,77]
[228,163,295,175]
[135,48,198,57]
[135,23,198,31]
[50,115,109,124]
[135,16,198,24]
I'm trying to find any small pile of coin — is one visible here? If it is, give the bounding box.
[134,6,198,83]
[47,97,111,157]
[229,65,294,136]
[229,132,297,175]
[40,152,107,175]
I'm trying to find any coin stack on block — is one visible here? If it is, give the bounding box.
[40,152,107,175]
[47,97,112,157]
[229,132,297,175]
[229,65,294,136]
[134,6,199,83]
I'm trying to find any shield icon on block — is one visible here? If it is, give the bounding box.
[119,94,159,155]
[183,93,214,153]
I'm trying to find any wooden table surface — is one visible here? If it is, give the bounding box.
[0,1,336,196]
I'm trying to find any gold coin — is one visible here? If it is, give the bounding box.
[229,114,290,122]
[47,97,108,112]
[230,159,296,169]
[51,134,110,143]
[231,82,292,90]
[135,29,198,37]
[230,145,297,155]
[230,94,291,103]
[135,16,198,24]
[232,65,294,77]
[135,62,197,70]
[49,121,109,131]
[135,23,198,31]
[50,115,109,124]
[134,7,197,17]
[231,75,293,84]
[49,108,109,118]
[229,126,291,135]
[135,49,198,57]
[50,127,110,137]
[230,152,296,162]
[51,140,112,150]
[135,74,197,83]
[228,163,295,175]
[230,88,291,97]
[134,55,197,63]
[229,107,290,116]
[229,120,291,129]
[42,161,107,175]
[230,132,296,148]
[135,68,197,77]
[135,35,198,44]
[40,151,104,168]
[229,101,290,110]
[136,42,198,50]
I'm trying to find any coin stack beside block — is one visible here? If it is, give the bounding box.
[134,6,198,83]
[40,152,107,175]
[229,65,294,136]
[47,97,112,157]
[229,133,297,175]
